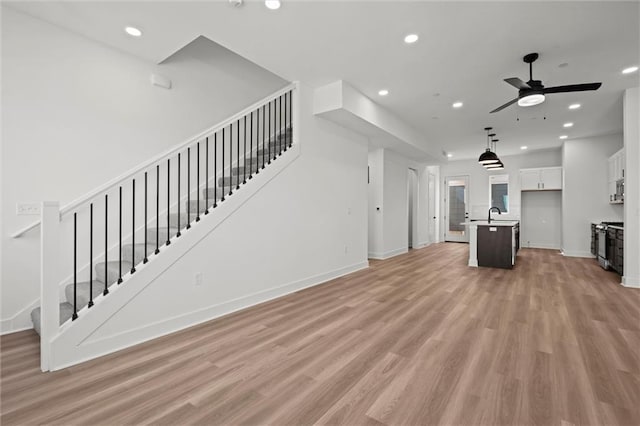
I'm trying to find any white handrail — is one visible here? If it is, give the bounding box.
[12,82,298,238]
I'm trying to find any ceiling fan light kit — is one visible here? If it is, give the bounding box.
[518,93,545,107]
[490,52,602,113]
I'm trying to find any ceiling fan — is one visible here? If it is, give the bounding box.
[490,53,602,113]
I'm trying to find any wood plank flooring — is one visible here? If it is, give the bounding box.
[2,243,639,425]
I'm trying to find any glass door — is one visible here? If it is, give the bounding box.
[445,176,469,242]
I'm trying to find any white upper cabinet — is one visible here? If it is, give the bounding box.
[608,148,625,182]
[520,167,562,191]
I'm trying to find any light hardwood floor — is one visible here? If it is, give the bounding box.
[1,243,639,425]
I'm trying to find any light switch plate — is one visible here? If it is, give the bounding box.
[16,203,41,216]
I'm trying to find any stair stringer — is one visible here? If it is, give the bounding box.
[48,144,300,371]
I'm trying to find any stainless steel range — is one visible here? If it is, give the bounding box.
[595,221,624,270]
[595,223,609,269]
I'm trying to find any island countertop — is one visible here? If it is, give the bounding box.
[460,221,519,227]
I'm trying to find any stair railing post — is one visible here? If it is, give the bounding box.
[40,201,60,372]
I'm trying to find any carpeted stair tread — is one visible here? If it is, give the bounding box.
[95,260,133,286]
[31,302,74,335]
[146,227,180,245]
[122,243,156,265]
[64,280,110,311]
[169,211,201,228]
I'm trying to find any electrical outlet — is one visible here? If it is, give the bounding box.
[344,245,348,254]
[16,203,40,216]
[195,273,203,286]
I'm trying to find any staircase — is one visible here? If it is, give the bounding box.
[30,130,292,335]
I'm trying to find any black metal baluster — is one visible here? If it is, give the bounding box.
[273,99,278,160]
[284,93,288,153]
[144,172,148,264]
[268,101,272,165]
[249,112,254,180]
[131,179,136,274]
[279,95,282,156]
[186,149,190,228]
[166,159,171,246]
[205,137,209,215]
[236,119,240,190]
[104,194,109,295]
[196,142,201,222]
[118,186,123,284]
[229,123,234,196]
[214,133,218,207]
[262,105,266,169]
[89,203,94,308]
[177,153,182,237]
[155,165,160,255]
[256,108,261,175]
[72,212,78,320]
[243,116,247,184]
[289,90,293,148]
[221,128,226,202]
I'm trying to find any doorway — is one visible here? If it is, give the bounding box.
[444,175,469,242]
[408,169,419,249]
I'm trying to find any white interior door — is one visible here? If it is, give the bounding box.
[445,176,469,242]
[428,173,436,243]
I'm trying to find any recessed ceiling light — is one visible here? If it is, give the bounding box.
[378,89,389,96]
[404,34,419,44]
[521,146,528,150]
[447,153,453,158]
[452,101,463,108]
[265,0,281,10]
[125,26,142,37]
[622,66,638,74]
[568,103,581,110]
[563,122,574,128]
[559,135,568,140]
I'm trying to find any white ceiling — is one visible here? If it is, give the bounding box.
[7,0,639,161]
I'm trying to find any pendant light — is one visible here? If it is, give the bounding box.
[484,138,504,170]
[478,127,499,165]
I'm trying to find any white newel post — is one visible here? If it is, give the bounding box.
[40,201,60,372]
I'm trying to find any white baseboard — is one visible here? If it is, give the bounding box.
[368,247,408,260]
[523,243,561,250]
[561,250,595,258]
[1,300,39,335]
[621,276,640,289]
[49,260,369,371]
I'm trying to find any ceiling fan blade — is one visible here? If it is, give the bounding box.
[543,82,602,94]
[490,98,519,113]
[504,77,531,90]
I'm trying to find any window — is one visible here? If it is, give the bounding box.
[489,174,509,213]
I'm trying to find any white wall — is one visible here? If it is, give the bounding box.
[367,149,384,257]
[366,149,432,259]
[382,152,409,257]
[623,87,639,288]
[77,82,370,347]
[440,149,562,241]
[0,7,287,331]
[521,191,562,249]
[562,134,624,257]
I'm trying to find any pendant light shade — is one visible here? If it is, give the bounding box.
[484,138,505,170]
[478,127,498,165]
[479,149,499,164]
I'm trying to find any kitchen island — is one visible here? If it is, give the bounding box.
[461,221,520,269]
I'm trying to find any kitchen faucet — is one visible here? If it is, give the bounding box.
[488,207,502,224]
